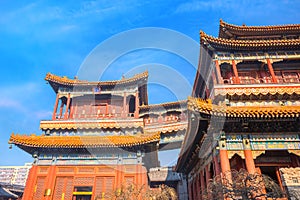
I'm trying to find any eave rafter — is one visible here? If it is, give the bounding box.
[9,132,160,148]
[188,97,300,118]
[200,31,300,51]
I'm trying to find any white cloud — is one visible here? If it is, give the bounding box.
[0,83,39,111]
[175,0,236,13]
[33,110,52,119]
[0,98,24,110]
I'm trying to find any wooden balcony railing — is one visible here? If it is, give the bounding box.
[223,76,300,85]
[54,112,135,120]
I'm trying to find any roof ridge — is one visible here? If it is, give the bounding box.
[45,71,149,86]
[200,31,300,51]
[220,19,300,30]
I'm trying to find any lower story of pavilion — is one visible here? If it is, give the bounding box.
[23,164,148,200]
[186,134,300,200]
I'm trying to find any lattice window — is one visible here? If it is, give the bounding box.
[58,167,74,173]
[124,176,134,185]
[98,167,114,173]
[39,167,49,173]
[95,177,104,197]
[65,177,74,200]
[33,176,45,200]
[74,177,94,185]
[53,177,64,200]
[105,177,115,192]
[53,176,74,200]
[125,166,136,173]
[78,167,95,173]
[94,176,115,196]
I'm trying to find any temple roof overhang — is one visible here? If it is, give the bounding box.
[45,71,149,92]
[8,132,160,150]
[219,19,300,39]
[200,31,300,52]
[188,96,300,118]
[40,119,144,130]
[214,84,300,96]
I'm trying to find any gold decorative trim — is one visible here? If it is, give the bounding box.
[252,150,265,159]
[228,150,244,159]
[9,132,160,148]
[45,71,148,86]
[288,150,300,157]
[200,31,300,51]
[188,96,300,118]
[214,86,300,96]
[40,120,144,130]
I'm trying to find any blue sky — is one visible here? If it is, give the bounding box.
[0,0,299,166]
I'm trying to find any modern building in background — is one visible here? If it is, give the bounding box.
[9,72,187,200]
[0,163,31,186]
[176,20,300,199]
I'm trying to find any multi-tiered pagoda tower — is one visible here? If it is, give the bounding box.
[177,20,300,199]
[9,71,187,200]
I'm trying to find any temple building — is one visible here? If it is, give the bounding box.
[9,71,187,200]
[176,20,300,199]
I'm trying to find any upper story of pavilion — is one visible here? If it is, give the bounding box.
[193,20,300,101]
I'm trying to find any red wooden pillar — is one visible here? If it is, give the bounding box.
[195,174,201,200]
[64,93,71,119]
[116,165,122,188]
[200,170,206,198]
[59,100,64,119]
[158,114,163,123]
[123,92,127,117]
[219,139,231,174]
[44,165,57,200]
[276,167,285,191]
[231,59,240,84]
[134,91,139,118]
[197,174,202,200]
[205,165,212,199]
[191,179,195,200]
[215,60,223,84]
[188,180,193,200]
[213,155,221,176]
[266,58,278,83]
[52,94,59,120]
[22,165,38,200]
[205,165,211,186]
[243,138,256,174]
[69,103,74,119]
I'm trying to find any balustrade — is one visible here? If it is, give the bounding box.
[144,114,185,126]
[222,74,300,85]
[54,112,135,120]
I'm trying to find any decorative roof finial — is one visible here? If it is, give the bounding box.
[220,19,224,25]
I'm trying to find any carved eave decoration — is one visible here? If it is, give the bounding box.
[188,96,300,118]
[200,31,300,51]
[40,120,144,130]
[45,71,148,87]
[214,85,300,96]
[144,122,187,134]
